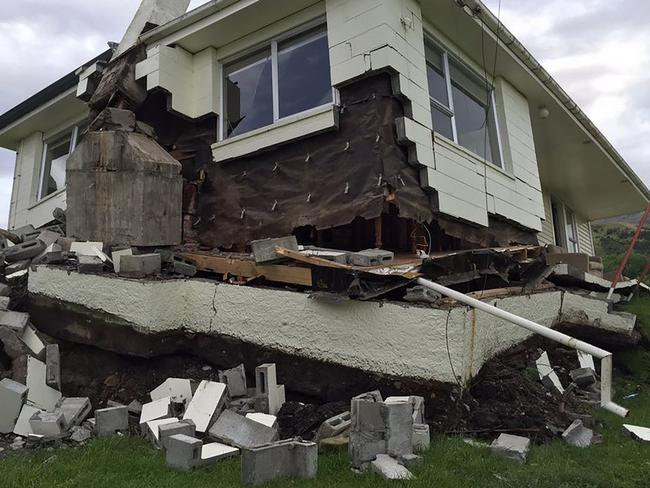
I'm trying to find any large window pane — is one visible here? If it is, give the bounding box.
[278,29,332,119]
[425,43,449,106]
[224,49,273,137]
[452,83,495,163]
[41,132,72,198]
[431,104,454,140]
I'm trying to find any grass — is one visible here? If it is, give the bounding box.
[2,301,650,488]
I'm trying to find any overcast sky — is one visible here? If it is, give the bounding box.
[0,0,648,229]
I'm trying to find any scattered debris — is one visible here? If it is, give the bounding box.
[95,406,129,436]
[0,379,28,434]
[490,433,531,464]
[562,420,594,448]
[570,368,597,388]
[622,424,650,442]
[255,364,285,415]
[371,454,414,480]
[182,381,227,433]
[240,439,318,486]
[208,410,279,449]
[536,351,564,393]
[219,364,248,398]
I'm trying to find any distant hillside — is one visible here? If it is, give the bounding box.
[592,213,650,278]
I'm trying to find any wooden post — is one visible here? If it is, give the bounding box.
[374,216,383,249]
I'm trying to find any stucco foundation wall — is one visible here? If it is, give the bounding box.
[27,267,599,385]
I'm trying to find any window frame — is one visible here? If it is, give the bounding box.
[564,206,580,253]
[424,36,505,168]
[218,20,337,142]
[37,125,81,202]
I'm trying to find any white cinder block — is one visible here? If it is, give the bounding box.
[20,325,46,357]
[0,378,28,433]
[14,405,43,437]
[26,356,61,411]
[145,417,179,445]
[140,397,172,428]
[201,442,240,462]
[70,242,104,256]
[182,381,227,433]
[246,413,278,429]
[151,378,193,408]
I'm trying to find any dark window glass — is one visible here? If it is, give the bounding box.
[224,49,273,137]
[431,103,454,140]
[278,29,332,118]
[425,43,448,106]
[41,132,72,198]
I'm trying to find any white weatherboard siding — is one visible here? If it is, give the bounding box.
[538,191,555,246]
[577,219,595,256]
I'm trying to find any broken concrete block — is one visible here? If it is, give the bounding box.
[127,400,143,416]
[315,411,351,442]
[150,378,193,409]
[570,367,597,388]
[29,410,66,437]
[0,310,29,332]
[11,224,35,241]
[404,285,442,304]
[201,442,240,465]
[183,380,227,433]
[20,324,46,358]
[622,424,650,442]
[119,253,161,278]
[89,108,136,132]
[219,364,247,398]
[58,397,92,429]
[412,423,430,452]
[562,420,594,448]
[353,390,383,402]
[208,410,279,449]
[34,243,65,265]
[70,425,93,443]
[26,356,61,411]
[371,454,414,480]
[166,434,203,472]
[70,242,104,256]
[4,239,46,262]
[111,248,133,274]
[0,378,28,434]
[0,296,10,311]
[95,406,129,436]
[399,453,422,468]
[246,413,278,429]
[140,397,172,428]
[251,236,299,263]
[349,396,387,468]
[36,230,61,248]
[385,400,413,458]
[577,350,596,370]
[56,237,75,253]
[14,405,43,437]
[536,351,564,393]
[144,418,180,447]
[0,326,30,359]
[158,420,196,450]
[240,439,318,486]
[45,344,61,390]
[491,434,531,464]
[172,260,197,277]
[0,283,10,297]
[5,260,31,276]
[349,249,394,267]
[77,255,104,274]
[255,364,285,415]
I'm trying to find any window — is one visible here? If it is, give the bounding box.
[564,207,580,253]
[38,126,81,200]
[425,40,503,167]
[551,199,580,253]
[223,25,332,139]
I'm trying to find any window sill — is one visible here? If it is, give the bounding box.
[433,133,515,181]
[212,105,339,163]
[29,188,66,210]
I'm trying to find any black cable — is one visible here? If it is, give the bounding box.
[445,308,464,390]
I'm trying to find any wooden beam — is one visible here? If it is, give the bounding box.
[182,253,312,287]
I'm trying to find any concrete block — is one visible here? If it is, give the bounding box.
[570,368,597,387]
[412,423,430,452]
[246,413,278,429]
[140,397,172,428]
[577,350,596,370]
[315,411,351,441]
[201,442,240,465]
[386,395,425,426]
[58,397,92,429]
[385,401,413,457]
[4,239,45,262]
[70,425,93,443]
[89,108,136,132]
[34,243,64,265]
[255,364,285,415]
[45,344,61,390]
[536,351,564,393]
[491,434,531,464]
[144,417,180,447]
[208,410,279,449]
[111,248,133,274]
[0,283,10,297]
[0,310,29,332]
[353,390,383,402]
[0,378,28,433]
[70,242,104,256]
[349,398,387,468]
[14,405,43,437]
[12,224,35,241]
[5,260,30,276]
[172,260,197,277]
[241,439,318,486]
[128,400,143,416]
[301,247,350,264]
[77,255,104,274]
[562,420,594,448]
[0,296,10,311]
[150,378,193,409]
[349,249,394,267]
[183,380,227,433]
[20,324,46,358]
[95,406,129,436]
[166,434,203,472]
[404,285,442,304]
[219,364,248,398]
[119,254,161,278]
[56,237,75,253]
[37,230,61,247]
[159,420,196,450]
[0,326,30,359]
[26,356,61,411]
[371,454,414,480]
[622,424,650,442]
[251,236,298,263]
[29,410,66,437]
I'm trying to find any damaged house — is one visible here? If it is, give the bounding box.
[1,0,649,414]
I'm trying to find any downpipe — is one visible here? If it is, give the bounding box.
[417,278,629,417]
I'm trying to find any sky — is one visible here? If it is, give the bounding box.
[0,0,648,230]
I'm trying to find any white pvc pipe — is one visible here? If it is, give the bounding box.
[417,278,629,417]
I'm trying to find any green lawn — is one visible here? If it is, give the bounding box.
[3,299,650,488]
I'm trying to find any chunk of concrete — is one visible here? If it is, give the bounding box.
[562,420,594,448]
[77,255,104,274]
[58,397,92,429]
[0,310,29,332]
[70,242,104,256]
[144,418,180,447]
[172,260,197,277]
[159,419,196,450]
[5,260,30,276]
[201,442,240,465]
[255,364,285,415]
[0,283,10,297]
[14,405,43,437]
[570,368,597,388]
[111,248,133,274]
[577,350,596,370]
[404,285,442,304]
[0,326,30,359]
[349,396,387,468]
[95,406,129,436]
[251,236,298,263]
[166,434,203,472]
[29,410,66,437]
[240,439,318,486]
[150,378,193,409]
[371,454,414,480]
[36,230,61,248]
[622,424,650,442]
[0,378,28,433]
[140,397,172,428]
[315,411,351,442]
[536,351,564,393]
[490,434,531,464]
[208,410,279,449]
[246,413,278,429]
[89,108,136,132]
[0,296,10,311]
[56,237,75,253]
[4,239,45,262]
[34,243,64,265]
[385,400,413,457]
[349,249,394,267]
[20,324,46,358]
[183,380,227,433]
[45,344,61,390]
[119,254,161,278]
[412,423,430,452]
[26,356,61,411]
[70,426,93,443]
[219,364,248,398]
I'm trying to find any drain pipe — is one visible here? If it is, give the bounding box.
[417,278,629,417]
